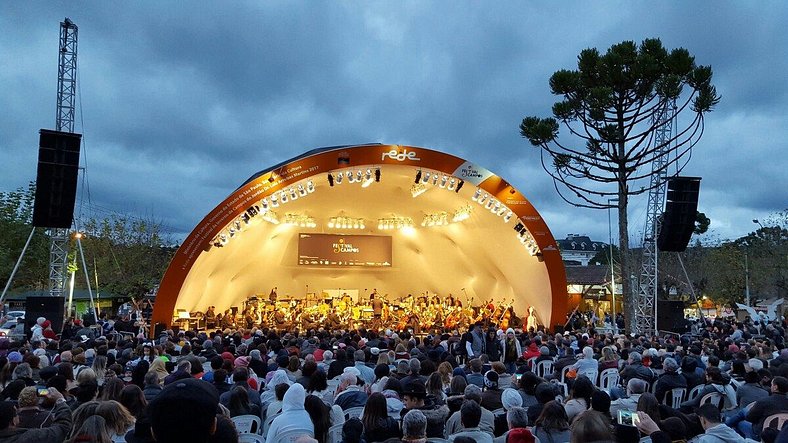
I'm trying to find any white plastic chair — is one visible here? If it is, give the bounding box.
[328,423,343,443]
[764,412,788,431]
[232,414,261,434]
[491,408,505,416]
[535,360,554,378]
[239,434,266,443]
[667,387,686,409]
[599,368,620,390]
[560,366,571,383]
[262,413,278,437]
[269,429,314,443]
[580,370,598,386]
[687,385,704,401]
[699,392,723,409]
[344,406,365,419]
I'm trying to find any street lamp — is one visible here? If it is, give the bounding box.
[608,198,619,333]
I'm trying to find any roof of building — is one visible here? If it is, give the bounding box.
[565,265,612,285]
[557,234,607,253]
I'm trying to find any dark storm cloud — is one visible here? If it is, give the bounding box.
[1,1,786,243]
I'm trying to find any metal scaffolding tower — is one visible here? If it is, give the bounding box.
[48,18,78,298]
[634,101,674,335]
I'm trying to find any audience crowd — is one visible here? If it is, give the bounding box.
[0,313,786,443]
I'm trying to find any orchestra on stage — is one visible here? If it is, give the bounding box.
[185,288,530,334]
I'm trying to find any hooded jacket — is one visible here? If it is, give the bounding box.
[694,423,748,443]
[265,383,314,440]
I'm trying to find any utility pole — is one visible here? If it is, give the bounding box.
[48,18,78,298]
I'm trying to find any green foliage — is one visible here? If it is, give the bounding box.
[0,182,50,290]
[79,215,176,299]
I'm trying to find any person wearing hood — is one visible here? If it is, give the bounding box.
[500,328,522,374]
[681,355,704,389]
[266,383,314,441]
[30,318,46,342]
[680,367,737,412]
[261,369,291,408]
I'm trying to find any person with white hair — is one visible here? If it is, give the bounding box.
[499,328,522,374]
[610,378,647,419]
[620,351,656,385]
[402,409,428,443]
[334,371,367,410]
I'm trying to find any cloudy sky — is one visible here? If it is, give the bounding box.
[2,2,786,247]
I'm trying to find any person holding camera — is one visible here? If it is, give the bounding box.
[0,386,72,442]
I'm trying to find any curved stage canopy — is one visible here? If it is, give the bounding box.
[152,144,567,329]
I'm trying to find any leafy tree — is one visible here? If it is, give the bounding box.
[694,212,711,235]
[78,215,176,300]
[519,38,719,332]
[0,182,50,290]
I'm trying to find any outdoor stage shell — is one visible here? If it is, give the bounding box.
[151,144,568,329]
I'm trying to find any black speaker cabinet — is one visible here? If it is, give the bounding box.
[24,296,66,338]
[657,300,688,333]
[32,129,82,228]
[658,177,701,252]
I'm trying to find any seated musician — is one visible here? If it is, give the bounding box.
[273,309,286,328]
[326,311,341,330]
[205,306,216,329]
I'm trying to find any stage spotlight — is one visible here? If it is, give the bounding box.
[261,198,269,210]
[271,194,279,208]
[356,170,363,182]
[306,180,315,193]
[298,184,307,196]
[448,178,456,191]
[472,189,481,201]
[503,211,514,222]
[455,180,464,193]
[336,172,343,184]
[439,175,448,188]
[478,193,489,205]
[346,171,354,183]
[362,169,374,188]
[415,170,422,184]
[327,173,334,187]
[375,168,381,182]
[432,174,439,185]
[280,191,288,204]
[289,188,298,200]
[422,172,430,183]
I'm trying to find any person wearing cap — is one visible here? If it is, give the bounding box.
[148,378,220,443]
[492,388,523,437]
[266,383,314,441]
[0,387,71,442]
[401,380,450,438]
[480,370,503,411]
[447,400,493,443]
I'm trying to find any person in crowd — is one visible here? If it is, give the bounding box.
[736,369,769,408]
[610,378,647,419]
[743,375,788,440]
[569,347,598,377]
[693,403,742,443]
[100,375,126,403]
[334,372,368,410]
[304,394,343,443]
[680,356,704,390]
[481,370,503,411]
[354,350,375,385]
[146,358,169,385]
[500,328,522,375]
[142,371,162,403]
[307,369,333,406]
[464,323,486,360]
[220,367,262,409]
[591,390,612,421]
[680,366,737,412]
[14,387,52,429]
[445,385,494,437]
[493,388,523,437]
[266,383,289,419]
[67,415,113,443]
[120,384,148,419]
[654,357,688,405]
[401,409,428,443]
[620,351,656,386]
[401,380,449,438]
[0,387,72,442]
[361,392,400,442]
[228,385,261,418]
[448,400,493,443]
[340,417,364,443]
[466,359,485,388]
[569,410,613,443]
[267,383,314,441]
[526,382,556,425]
[533,400,571,443]
[564,375,594,422]
[148,378,218,443]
